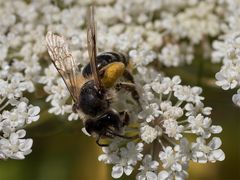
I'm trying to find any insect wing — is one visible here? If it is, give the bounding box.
[46,32,82,102]
[87,6,102,89]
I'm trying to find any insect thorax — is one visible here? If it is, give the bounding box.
[78,80,109,117]
[82,52,129,78]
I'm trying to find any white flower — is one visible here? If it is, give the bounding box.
[163,119,184,140]
[122,142,144,165]
[0,74,34,100]
[1,109,25,135]
[39,64,58,85]
[98,147,120,165]
[174,138,191,161]
[45,78,70,102]
[158,170,169,180]
[0,0,228,176]
[159,146,189,180]
[173,85,204,103]
[137,154,159,180]
[158,169,188,180]
[0,101,40,136]
[215,62,239,90]
[212,32,240,63]
[67,112,79,121]
[140,124,161,144]
[0,130,33,160]
[138,103,162,123]
[191,137,225,163]
[213,12,240,105]
[212,40,229,63]
[187,114,212,138]
[151,76,181,95]
[162,1,221,44]
[159,146,182,171]
[26,105,40,124]
[159,44,183,67]
[160,102,183,120]
[48,99,70,115]
[232,91,240,106]
[111,142,144,179]
[185,102,212,117]
[112,164,133,179]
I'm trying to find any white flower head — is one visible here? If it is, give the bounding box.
[191,137,225,163]
[138,103,162,123]
[0,130,33,160]
[0,0,228,177]
[137,154,159,180]
[109,142,144,178]
[140,123,162,144]
[98,71,224,179]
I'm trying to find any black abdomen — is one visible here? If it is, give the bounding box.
[79,80,109,116]
[82,52,129,78]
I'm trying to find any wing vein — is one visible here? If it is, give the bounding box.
[45,32,82,103]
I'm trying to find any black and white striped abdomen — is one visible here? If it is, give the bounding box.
[82,52,129,78]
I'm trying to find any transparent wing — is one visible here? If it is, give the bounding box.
[46,31,83,102]
[87,6,101,89]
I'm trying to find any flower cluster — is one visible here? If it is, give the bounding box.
[212,0,240,107]
[99,73,225,179]
[0,70,40,159]
[0,0,227,177]
[0,0,43,159]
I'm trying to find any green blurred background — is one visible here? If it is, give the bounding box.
[0,59,239,180]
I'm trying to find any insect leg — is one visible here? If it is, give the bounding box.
[119,111,130,126]
[123,69,135,83]
[96,134,109,147]
[106,128,133,139]
[115,82,141,106]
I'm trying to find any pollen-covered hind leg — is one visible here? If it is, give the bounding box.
[115,82,141,106]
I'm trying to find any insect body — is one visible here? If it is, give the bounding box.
[82,52,130,88]
[46,6,139,146]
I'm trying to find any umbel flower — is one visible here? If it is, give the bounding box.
[98,73,224,179]
[0,72,40,159]
[212,0,240,107]
[0,0,226,177]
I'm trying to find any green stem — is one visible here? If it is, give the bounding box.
[158,138,165,151]
[151,139,158,161]
[163,135,177,146]
[0,101,10,112]
[0,97,6,106]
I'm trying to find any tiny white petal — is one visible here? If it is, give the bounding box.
[146,171,158,180]
[208,137,222,150]
[212,149,225,161]
[158,171,169,180]
[124,165,133,176]
[112,165,123,179]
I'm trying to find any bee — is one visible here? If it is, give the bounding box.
[45,6,140,146]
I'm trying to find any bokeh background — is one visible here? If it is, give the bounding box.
[0,61,239,180]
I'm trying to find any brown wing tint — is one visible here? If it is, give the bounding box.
[46,31,83,102]
[87,6,102,89]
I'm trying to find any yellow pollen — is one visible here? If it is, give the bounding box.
[101,62,125,88]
